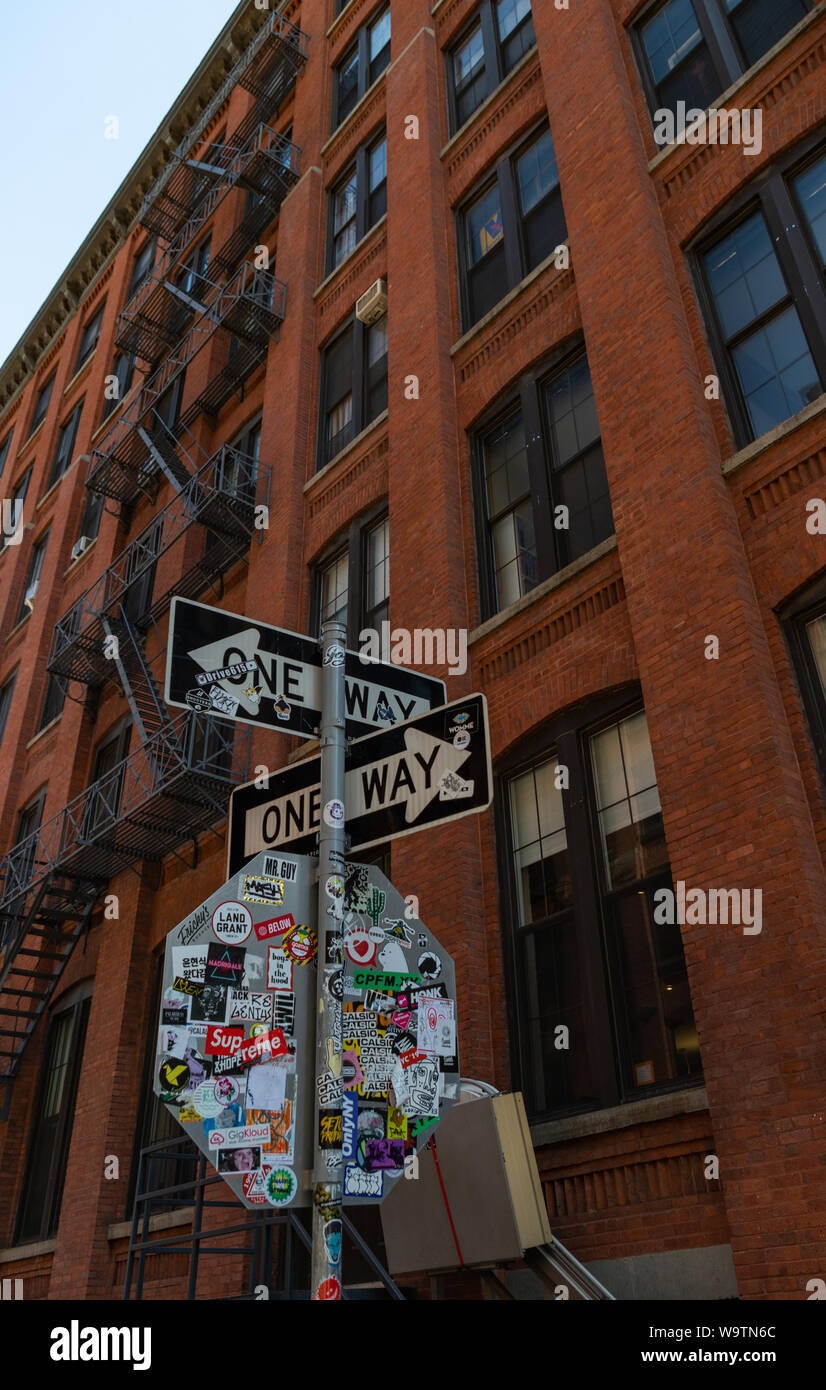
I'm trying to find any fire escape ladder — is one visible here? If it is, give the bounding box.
[0,873,101,1116]
[102,608,178,746]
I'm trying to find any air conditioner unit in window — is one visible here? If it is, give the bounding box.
[71,535,93,561]
[356,278,388,326]
[24,581,38,611]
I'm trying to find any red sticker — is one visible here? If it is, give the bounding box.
[234,1028,289,1069]
[205,1025,245,1057]
[401,1050,429,1069]
[254,913,295,942]
[316,1276,342,1301]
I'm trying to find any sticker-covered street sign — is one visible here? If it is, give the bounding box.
[164,597,446,740]
[317,860,460,1206]
[153,850,318,1209]
[227,694,492,876]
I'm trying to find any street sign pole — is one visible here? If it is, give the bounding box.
[310,619,347,1301]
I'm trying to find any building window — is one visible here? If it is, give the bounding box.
[475,349,613,616]
[502,700,702,1121]
[38,674,65,732]
[74,302,106,372]
[15,992,92,1244]
[314,509,389,647]
[459,124,565,328]
[74,488,105,550]
[697,142,826,445]
[11,790,46,892]
[633,0,812,136]
[1,469,31,552]
[126,238,156,299]
[0,671,16,749]
[28,373,55,438]
[0,428,13,481]
[781,578,826,781]
[16,530,49,626]
[319,312,388,466]
[81,721,131,838]
[333,6,390,130]
[175,236,212,301]
[328,130,387,272]
[102,351,136,421]
[447,0,536,134]
[48,400,84,490]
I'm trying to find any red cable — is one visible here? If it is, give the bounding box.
[429,1135,465,1269]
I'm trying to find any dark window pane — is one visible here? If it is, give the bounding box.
[642,0,720,124]
[794,153,826,270]
[497,0,535,72]
[454,24,487,126]
[332,170,358,266]
[29,374,55,436]
[0,674,16,748]
[467,185,503,265]
[732,306,822,435]
[337,48,360,124]
[704,211,787,338]
[518,922,594,1114]
[39,675,65,731]
[0,430,12,480]
[369,9,391,82]
[723,0,808,71]
[591,713,669,891]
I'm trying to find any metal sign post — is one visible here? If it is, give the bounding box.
[310,619,347,1301]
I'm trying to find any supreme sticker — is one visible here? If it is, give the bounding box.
[205,1025,245,1057]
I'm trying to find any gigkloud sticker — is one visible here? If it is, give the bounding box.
[212,900,252,945]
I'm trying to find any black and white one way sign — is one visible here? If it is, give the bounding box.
[165,597,446,740]
[227,695,492,874]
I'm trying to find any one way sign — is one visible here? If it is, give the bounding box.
[164,597,446,739]
[227,694,491,875]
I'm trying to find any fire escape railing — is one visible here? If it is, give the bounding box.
[0,713,252,921]
[49,446,269,686]
[88,262,285,503]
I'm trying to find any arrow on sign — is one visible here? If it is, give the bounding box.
[227,694,491,874]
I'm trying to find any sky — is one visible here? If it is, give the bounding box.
[0,0,239,367]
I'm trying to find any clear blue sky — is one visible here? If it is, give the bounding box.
[0,0,238,368]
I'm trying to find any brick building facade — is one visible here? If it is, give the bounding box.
[0,0,825,1300]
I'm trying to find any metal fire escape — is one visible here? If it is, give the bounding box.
[0,10,307,1111]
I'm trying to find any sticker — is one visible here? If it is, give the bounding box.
[282,923,317,964]
[273,695,291,721]
[229,989,273,1025]
[244,684,263,705]
[189,1081,225,1118]
[262,857,299,882]
[231,1029,289,1069]
[195,660,257,687]
[172,975,203,996]
[245,1060,288,1111]
[382,919,414,948]
[387,1106,407,1141]
[175,904,210,945]
[254,912,295,942]
[417,950,443,982]
[323,644,345,668]
[363,1137,405,1172]
[325,875,344,902]
[171,945,208,985]
[324,933,343,965]
[267,946,293,992]
[417,932,427,948]
[352,969,420,991]
[158,1056,190,1097]
[322,799,345,828]
[342,1048,364,1092]
[159,1025,186,1055]
[404,1056,440,1116]
[327,967,345,1001]
[212,901,252,945]
[217,1145,262,1173]
[248,1103,294,1161]
[357,1108,386,1138]
[344,1166,383,1199]
[316,1276,342,1300]
[342,1091,358,1160]
[265,1166,298,1206]
[453,729,471,750]
[271,991,296,1034]
[205,1025,245,1058]
[209,685,239,717]
[205,942,246,990]
[161,1003,188,1028]
[208,1123,271,1150]
[243,874,285,906]
[318,1109,343,1149]
[344,930,376,966]
[438,770,474,800]
[213,1075,243,1108]
[242,1169,269,1206]
[449,711,474,733]
[189,984,229,1024]
[417,996,456,1056]
[185,688,213,712]
[323,1219,342,1266]
[317,1072,343,1106]
[179,1105,202,1123]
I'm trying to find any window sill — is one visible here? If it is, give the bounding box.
[440,45,540,160]
[647,7,822,175]
[62,350,96,397]
[469,534,619,646]
[6,612,32,642]
[36,452,87,511]
[450,243,570,356]
[530,1084,709,1149]
[321,70,387,157]
[721,391,826,479]
[64,534,98,576]
[18,417,46,456]
[108,1206,194,1242]
[305,409,388,493]
[313,214,388,302]
[0,1237,57,1264]
[26,714,63,750]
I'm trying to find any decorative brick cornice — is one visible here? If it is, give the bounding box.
[327,0,375,53]
[307,428,389,523]
[744,445,826,519]
[453,258,577,387]
[477,574,625,685]
[315,220,387,331]
[542,1144,718,1217]
[321,82,387,177]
